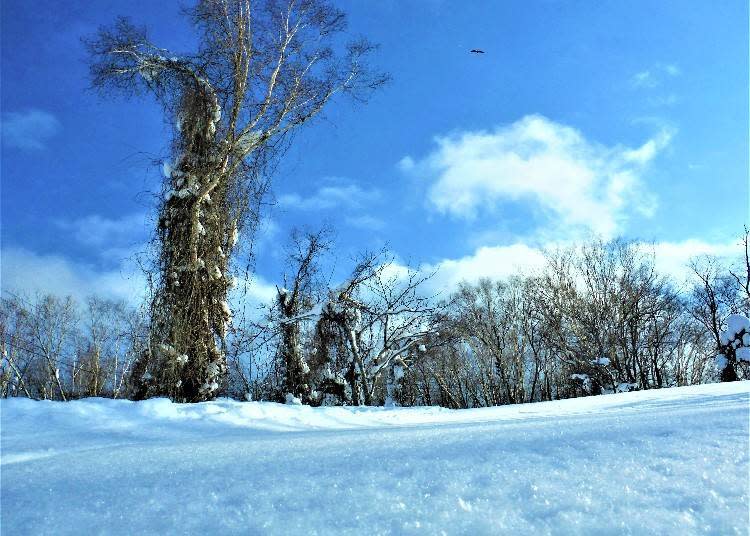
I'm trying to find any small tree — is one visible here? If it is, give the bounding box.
[0,293,146,400]
[86,0,386,401]
[690,258,745,382]
[313,254,437,406]
[275,228,331,403]
[729,227,750,312]
[715,314,750,382]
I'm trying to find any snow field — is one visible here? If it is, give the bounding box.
[1,382,748,535]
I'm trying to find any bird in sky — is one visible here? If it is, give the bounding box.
[470,49,485,54]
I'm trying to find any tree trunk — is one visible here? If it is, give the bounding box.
[720,362,738,383]
[133,84,232,402]
[279,308,310,402]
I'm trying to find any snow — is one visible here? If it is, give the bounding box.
[220,300,232,321]
[1,382,748,534]
[615,382,638,393]
[570,373,592,392]
[228,226,239,248]
[162,161,173,178]
[726,314,750,335]
[166,185,195,201]
[715,353,729,371]
[236,130,261,152]
[393,364,405,381]
[736,347,750,363]
[720,314,750,345]
[285,393,302,405]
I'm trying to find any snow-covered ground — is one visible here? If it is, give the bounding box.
[1,383,748,535]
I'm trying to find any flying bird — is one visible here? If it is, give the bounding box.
[470,49,485,54]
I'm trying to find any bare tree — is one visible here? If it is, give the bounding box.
[408,329,474,409]
[86,0,387,401]
[0,293,146,400]
[222,290,277,401]
[274,227,331,403]
[442,277,559,406]
[75,297,146,398]
[312,254,437,406]
[689,233,750,383]
[729,226,750,311]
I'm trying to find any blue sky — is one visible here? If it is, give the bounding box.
[2,0,748,304]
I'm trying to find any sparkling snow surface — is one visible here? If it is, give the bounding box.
[1,383,748,535]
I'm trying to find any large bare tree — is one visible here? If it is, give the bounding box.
[86,0,386,401]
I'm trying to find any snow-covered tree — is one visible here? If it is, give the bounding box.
[274,228,331,404]
[715,314,750,382]
[312,254,437,406]
[86,0,386,401]
[690,254,749,382]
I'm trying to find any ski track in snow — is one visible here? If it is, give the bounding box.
[1,383,748,535]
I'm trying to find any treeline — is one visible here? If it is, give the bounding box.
[2,235,749,405]
[0,295,146,400]
[403,240,748,408]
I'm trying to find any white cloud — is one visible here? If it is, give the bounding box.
[1,247,146,305]
[5,213,149,305]
[57,213,150,248]
[649,94,679,107]
[632,70,658,89]
[664,64,681,77]
[417,238,742,296]
[278,183,380,211]
[230,273,278,314]
[420,244,547,294]
[404,115,671,239]
[648,239,741,284]
[631,63,681,89]
[397,156,416,172]
[2,245,283,316]
[345,215,386,231]
[621,129,673,165]
[1,109,61,150]
[249,217,282,257]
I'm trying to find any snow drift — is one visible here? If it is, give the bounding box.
[1,382,748,534]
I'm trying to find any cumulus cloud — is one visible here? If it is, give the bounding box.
[2,245,282,318]
[6,210,280,316]
[1,247,146,305]
[278,182,380,212]
[1,109,61,150]
[230,273,278,313]
[3,213,153,304]
[416,238,741,296]
[420,244,547,294]
[403,115,672,239]
[648,239,741,284]
[397,156,416,172]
